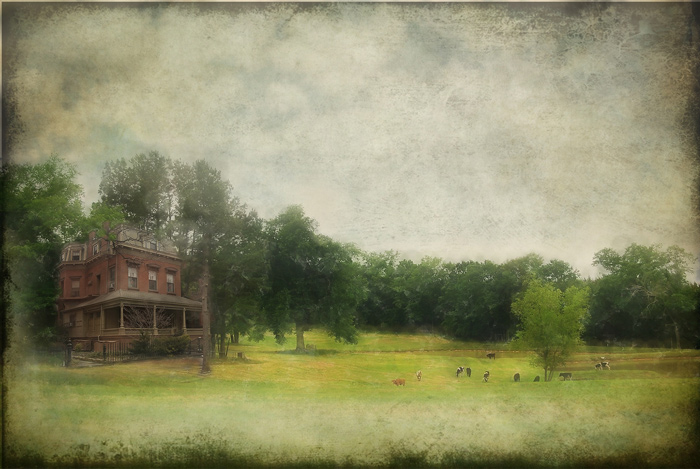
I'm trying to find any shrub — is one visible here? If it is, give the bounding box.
[150,335,191,356]
[130,331,152,355]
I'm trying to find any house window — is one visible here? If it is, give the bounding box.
[128,266,138,289]
[71,279,80,297]
[166,273,175,293]
[71,250,81,261]
[109,267,116,290]
[93,242,100,255]
[149,270,158,291]
[150,241,157,251]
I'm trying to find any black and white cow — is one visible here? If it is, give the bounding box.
[456,366,465,377]
[559,372,573,381]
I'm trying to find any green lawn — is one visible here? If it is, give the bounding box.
[4,331,700,468]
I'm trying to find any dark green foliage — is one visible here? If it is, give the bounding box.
[129,331,190,356]
[150,335,191,356]
[261,206,365,349]
[129,331,152,355]
[588,244,697,347]
[99,151,174,233]
[2,155,85,338]
[440,260,514,341]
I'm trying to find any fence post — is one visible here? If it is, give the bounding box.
[65,339,72,367]
[103,343,107,362]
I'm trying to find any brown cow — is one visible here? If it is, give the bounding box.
[513,373,520,382]
[392,378,406,386]
[533,376,540,382]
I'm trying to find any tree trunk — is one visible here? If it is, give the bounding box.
[674,321,681,350]
[218,332,226,358]
[232,330,240,344]
[296,325,306,352]
[200,251,212,374]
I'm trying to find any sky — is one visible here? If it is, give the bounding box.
[5,2,700,279]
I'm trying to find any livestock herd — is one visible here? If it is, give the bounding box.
[391,353,612,386]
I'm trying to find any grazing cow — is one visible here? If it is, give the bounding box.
[456,366,465,377]
[513,373,520,382]
[533,376,540,382]
[392,378,406,386]
[483,372,489,382]
[559,372,573,381]
[595,363,602,370]
[466,367,472,378]
[416,370,422,381]
[602,362,610,370]
[486,353,496,360]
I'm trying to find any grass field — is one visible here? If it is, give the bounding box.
[4,331,700,468]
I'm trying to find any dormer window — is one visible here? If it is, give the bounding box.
[150,241,157,251]
[92,242,100,255]
[71,250,81,261]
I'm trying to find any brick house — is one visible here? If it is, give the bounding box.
[57,224,202,344]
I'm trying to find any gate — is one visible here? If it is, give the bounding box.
[99,341,133,363]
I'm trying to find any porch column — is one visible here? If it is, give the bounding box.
[119,302,125,335]
[100,305,104,335]
[182,308,187,333]
[153,305,158,335]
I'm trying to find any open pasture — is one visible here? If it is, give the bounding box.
[4,331,700,468]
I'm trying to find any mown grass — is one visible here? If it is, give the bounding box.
[4,331,700,468]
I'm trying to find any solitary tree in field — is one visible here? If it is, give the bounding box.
[262,206,365,351]
[512,280,590,381]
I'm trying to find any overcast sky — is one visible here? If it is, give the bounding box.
[5,2,700,279]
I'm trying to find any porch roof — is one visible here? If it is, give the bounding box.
[64,289,202,312]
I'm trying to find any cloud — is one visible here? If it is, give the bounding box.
[5,2,699,277]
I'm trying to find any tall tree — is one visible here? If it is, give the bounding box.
[171,160,237,372]
[2,155,85,340]
[262,206,364,351]
[356,250,401,328]
[591,244,697,348]
[210,208,268,355]
[538,259,581,291]
[98,151,174,233]
[512,280,590,381]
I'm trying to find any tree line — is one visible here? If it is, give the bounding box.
[3,153,699,355]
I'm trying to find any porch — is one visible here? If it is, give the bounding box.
[62,289,203,341]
